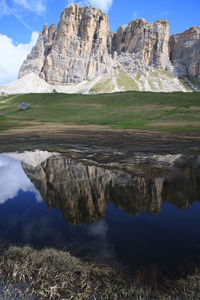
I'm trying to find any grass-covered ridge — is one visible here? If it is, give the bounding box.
[0,91,200,133]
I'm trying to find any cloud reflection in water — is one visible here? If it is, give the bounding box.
[88,220,116,261]
[0,154,42,204]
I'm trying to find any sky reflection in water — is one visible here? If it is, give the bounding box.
[0,154,42,204]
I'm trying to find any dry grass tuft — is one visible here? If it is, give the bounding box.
[0,246,130,299]
[1,246,200,299]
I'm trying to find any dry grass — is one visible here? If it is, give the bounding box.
[1,246,200,299]
[148,121,200,127]
[0,246,131,299]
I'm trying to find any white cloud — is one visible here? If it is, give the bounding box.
[68,0,113,12]
[89,220,108,239]
[87,0,113,12]
[0,31,38,85]
[0,155,42,204]
[88,221,116,260]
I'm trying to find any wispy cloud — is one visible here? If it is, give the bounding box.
[0,0,45,31]
[88,221,116,260]
[0,0,47,17]
[13,12,34,31]
[68,0,113,12]
[133,11,138,19]
[164,10,170,16]
[0,0,11,16]
[12,0,47,16]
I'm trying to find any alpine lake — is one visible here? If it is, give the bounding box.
[0,127,200,299]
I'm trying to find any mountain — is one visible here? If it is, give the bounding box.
[22,155,200,225]
[1,4,200,94]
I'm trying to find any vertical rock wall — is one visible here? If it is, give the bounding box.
[112,19,170,70]
[170,26,200,78]
[19,4,112,84]
[18,3,200,85]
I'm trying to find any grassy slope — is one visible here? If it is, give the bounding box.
[90,78,115,93]
[116,69,140,91]
[0,91,200,133]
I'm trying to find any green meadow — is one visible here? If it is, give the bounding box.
[0,91,200,133]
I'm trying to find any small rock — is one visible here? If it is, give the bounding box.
[18,103,31,110]
[0,91,8,97]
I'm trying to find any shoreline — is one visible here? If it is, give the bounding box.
[0,125,200,157]
[1,245,200,299]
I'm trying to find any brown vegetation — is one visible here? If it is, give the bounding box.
[1,246,200,299]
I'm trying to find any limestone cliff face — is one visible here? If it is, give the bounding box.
[112,19,170,70]
[18,3,200,89]
[18,24,56,80]
[169,26,200,78]
[19,4,112,84]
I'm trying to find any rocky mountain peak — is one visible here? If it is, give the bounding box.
[112,18,170,69]
[58,3,109,43]
[19,3,112,84]
[16,3,200,93]
[170,25,200,77]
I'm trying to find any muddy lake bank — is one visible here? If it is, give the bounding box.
[0,125,200,156]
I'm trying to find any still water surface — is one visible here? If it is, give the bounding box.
[0,152,200,271]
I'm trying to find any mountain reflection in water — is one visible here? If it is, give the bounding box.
[22,155,200,225]
[0,152,200,269]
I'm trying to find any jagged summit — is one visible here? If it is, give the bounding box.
[170,25,200,77]
[18,4,111,84]
[1,3,200,94]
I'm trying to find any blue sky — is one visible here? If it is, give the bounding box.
[0,0,200,85]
